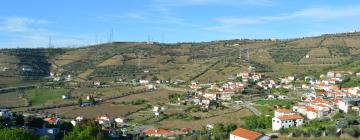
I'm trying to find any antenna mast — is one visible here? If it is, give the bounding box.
[49,36,52,48]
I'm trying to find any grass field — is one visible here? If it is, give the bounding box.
[158,108,252,130]
[25,88,71,106]
[44,102,142,118]
[96,55,123,67]
[70,86,135,98]
[0,92,27,107]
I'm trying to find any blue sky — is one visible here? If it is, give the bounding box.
[0,0,360,48]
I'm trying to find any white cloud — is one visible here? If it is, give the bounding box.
[0,17,99,48]
[205,6,360,32]
[0,17,48,33]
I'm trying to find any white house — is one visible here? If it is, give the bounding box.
[0,109,12,118]
[146,84,157,90]
[96,115,111,125]
[230,128,269,140]
[338,99,350,113]
[274,109,294,117]
[94,81,101,86]
[272,115,304,131]
[293,105,322,120]
[203,92,219,100]
[139,80,149,84]
[114,117,125,124]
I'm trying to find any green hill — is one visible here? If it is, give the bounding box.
[1,32,360,86]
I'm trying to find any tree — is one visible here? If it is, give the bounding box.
[27,117,44,128]
[78,98,83,106]
[308,128,322,137]
[89,97,96,105]
[244,115,271,129]
[13,113,24,126]
[279,128,289,135]
[291,128,303,137]
[344,127,356,138]
[64,125,100,140]
[151,75,158,81]
[326,126,338,136]
[225,123,237,134]
[212,123,226,139]
[0,128,37,140]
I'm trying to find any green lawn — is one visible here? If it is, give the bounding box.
[255,99,295,115]
[26,88,70,106]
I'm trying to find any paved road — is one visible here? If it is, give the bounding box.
[242,101,262,116]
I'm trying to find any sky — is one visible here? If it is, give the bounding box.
[0,0,360,48]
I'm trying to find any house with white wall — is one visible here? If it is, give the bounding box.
[274,109,294,117]
[272,115,304,131]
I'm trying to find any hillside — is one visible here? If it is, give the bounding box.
[1,32,360,86]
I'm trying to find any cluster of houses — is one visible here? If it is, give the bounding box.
[189,71,265,108]
[142,128,193,138]
[50,72,72,82]
[271,71,360,132]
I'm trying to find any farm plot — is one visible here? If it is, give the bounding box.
[158,108,253,130]
[0,92,27,107]
[25,88,71,106]
[44,103,142,119]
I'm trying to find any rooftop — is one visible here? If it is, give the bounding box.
[275,109,292,113]
[231,128,263,140]
[277,115,304,121]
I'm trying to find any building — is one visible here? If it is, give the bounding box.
[230,128,269,140]
[274,109,293,117]
[338,99,350,113]
[43,117,60,126]
[143,129,173,137]
[94,81,101,86]
[139,80,149,84]
[0,109,12,118]
[272,115,304,131]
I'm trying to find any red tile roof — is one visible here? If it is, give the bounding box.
[276,109,292,113]
[231,128,263,140]
[143,129,172,136]
[277,115,303,121]
[44,117,58,124]
[304,106,319,113]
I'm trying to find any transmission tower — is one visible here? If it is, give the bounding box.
[109,28,114,43]
[49,36,53,48]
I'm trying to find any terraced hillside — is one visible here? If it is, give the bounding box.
[1,32,360,86]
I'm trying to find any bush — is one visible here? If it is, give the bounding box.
[0,128,37,140]
[344,127,357,138]
[292,128,303,137]
[279,128,289,135]
[243,115,272,129]
[326,126,338,136]
[308,128,322,137]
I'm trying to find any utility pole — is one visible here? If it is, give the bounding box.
[49,36,52,48]
[109,28,114,43]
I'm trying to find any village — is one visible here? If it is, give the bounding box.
[1,66,360,139]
